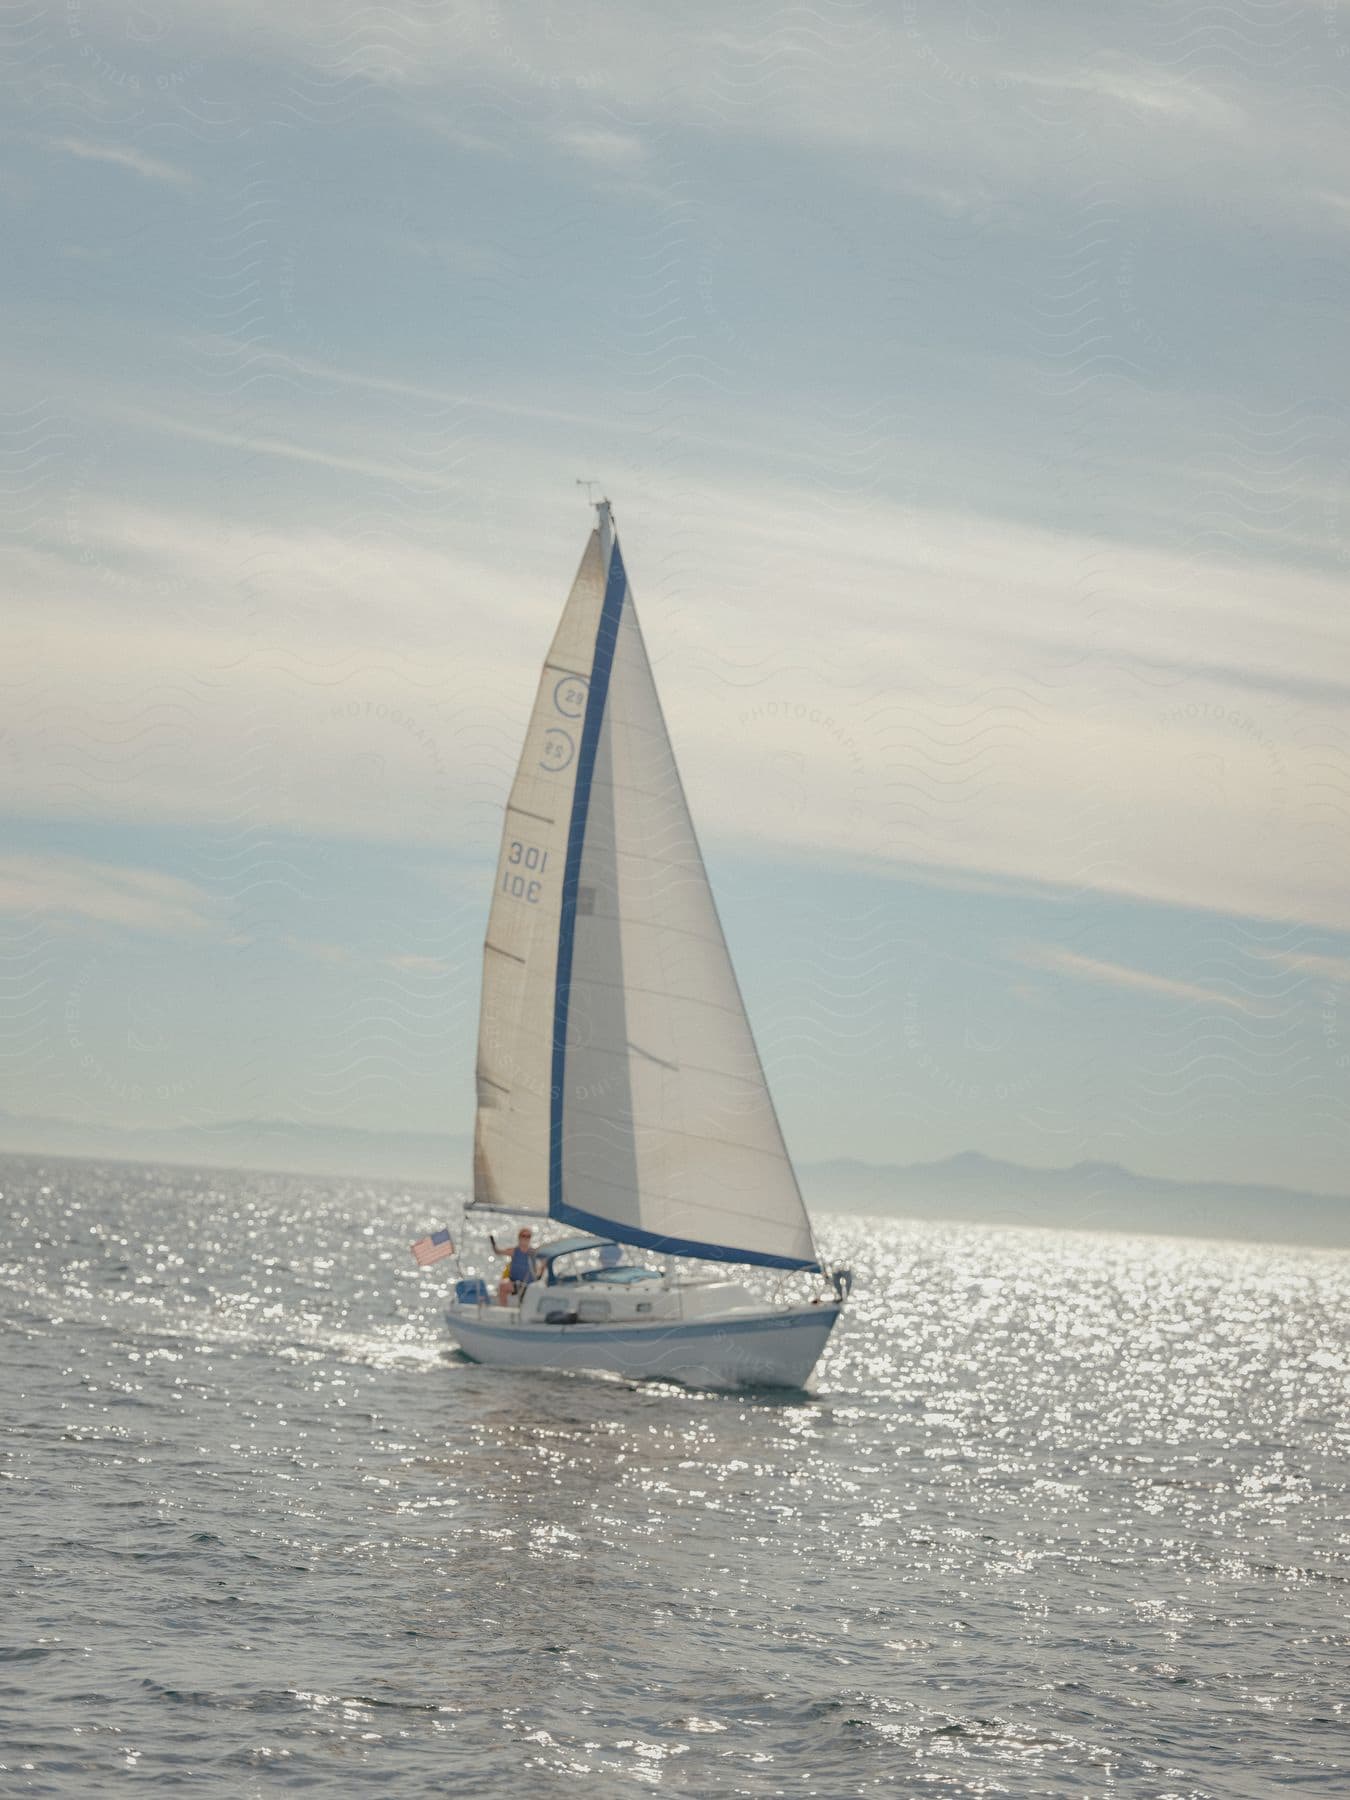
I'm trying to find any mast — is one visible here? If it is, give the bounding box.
[596,496,614,569]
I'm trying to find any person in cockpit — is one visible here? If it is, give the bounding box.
[497,1226,543,1306]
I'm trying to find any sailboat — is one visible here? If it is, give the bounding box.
[446,500,850,1388]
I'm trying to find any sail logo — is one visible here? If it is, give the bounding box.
[553,674,589,718]
[502,839,549,905]
[539,727,576,772]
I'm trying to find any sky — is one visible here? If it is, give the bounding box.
[2,1,1348,1195]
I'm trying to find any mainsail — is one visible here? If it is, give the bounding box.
[474,505,818,1272]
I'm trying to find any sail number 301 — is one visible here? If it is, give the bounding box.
[502,839,548,903]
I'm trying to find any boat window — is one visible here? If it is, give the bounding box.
[547,1245,626,1283]
[545,1240,661,1287]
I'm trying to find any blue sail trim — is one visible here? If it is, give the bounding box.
[548,1199,821,1273]
[549,535,629,1222]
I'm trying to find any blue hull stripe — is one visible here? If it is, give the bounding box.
[549,536,629,1222]
[550,1200,820,1273]
[449,1305,840,1346]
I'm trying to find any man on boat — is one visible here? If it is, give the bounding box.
[498,1227,543,1306]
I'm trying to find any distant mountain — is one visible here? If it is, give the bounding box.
[1,1111,1345,1249]
[800,1153,1350,1250]
[0,1109,465,1185]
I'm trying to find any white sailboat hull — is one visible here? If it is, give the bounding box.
[446,1300,842,1389]
[452,510,844,1382]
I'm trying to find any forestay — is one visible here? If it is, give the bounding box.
[474,505,819,1272]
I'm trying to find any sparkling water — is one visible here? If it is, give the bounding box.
[3,1154,1346,1795]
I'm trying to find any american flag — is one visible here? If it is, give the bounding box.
[410,1227,455,1267]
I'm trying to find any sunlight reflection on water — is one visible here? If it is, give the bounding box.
[2,1156,1347,1796]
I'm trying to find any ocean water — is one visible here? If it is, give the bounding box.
[2,1154,1347,1797]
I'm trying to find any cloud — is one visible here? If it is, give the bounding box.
[0,852,220,936]
[385,953,451,974]
[1252,948,1350,987]
[553,126,647,170]
[126,346,618,437]
[46,137,192,187]
[90,0,1349,235]
[1019,62,1242,130]
[287,937,353,965]
[548,124,658,195]
[113,404,465,492]
[3,463,1347,934]
[1011,943,1259,1013]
